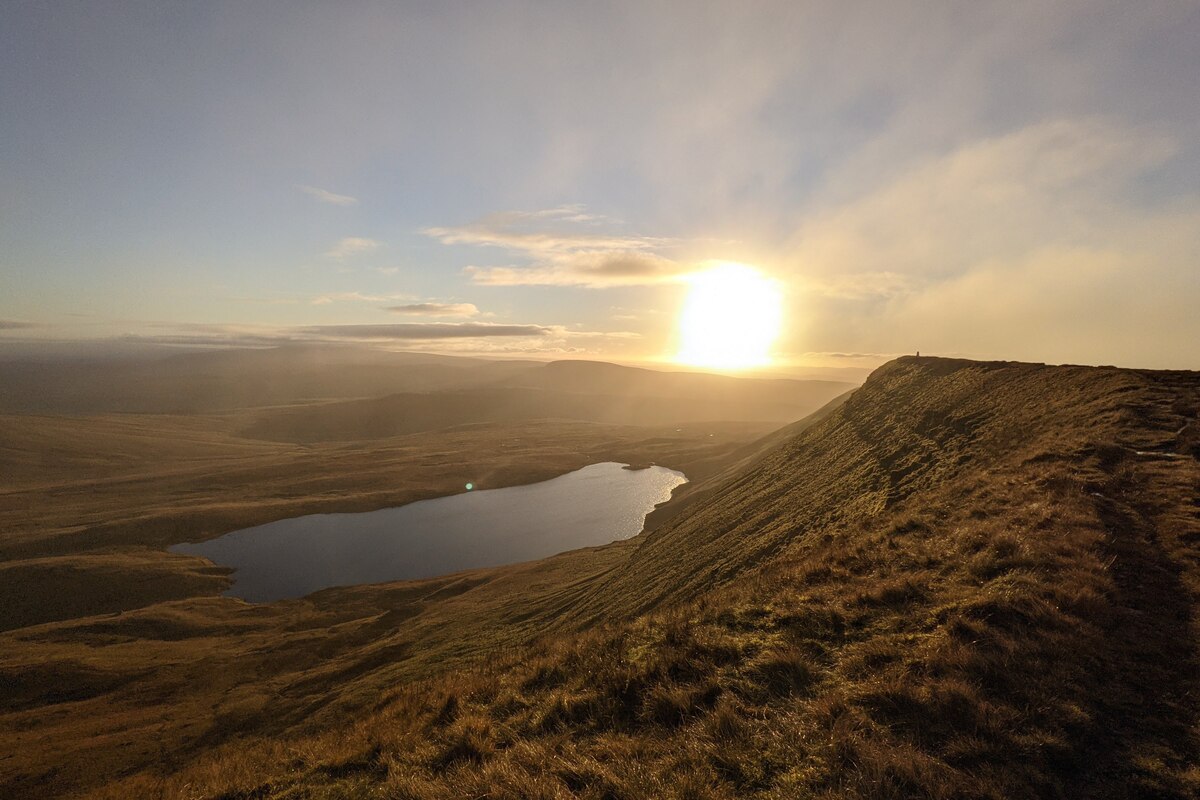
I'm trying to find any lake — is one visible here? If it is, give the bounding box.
[169,462,686,602]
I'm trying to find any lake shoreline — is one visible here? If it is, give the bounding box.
[170,462,688,602]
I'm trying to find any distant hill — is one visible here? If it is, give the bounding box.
[0,347,856,422]
[240,360,855,442]
[0,344,542,413]
[503,358,852,403]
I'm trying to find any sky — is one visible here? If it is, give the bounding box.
[2,1,1198,372]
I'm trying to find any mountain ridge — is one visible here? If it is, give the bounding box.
[142,355,1199,799]
[5,356,1198,799]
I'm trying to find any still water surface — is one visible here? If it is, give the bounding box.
[170,462,686,602]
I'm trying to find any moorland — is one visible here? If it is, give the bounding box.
[1,350,1197,799]
[0,345,850,797]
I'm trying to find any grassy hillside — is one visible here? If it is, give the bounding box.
[640,389,854,535]
[71,356,1196,800]
[2,356,1197,798]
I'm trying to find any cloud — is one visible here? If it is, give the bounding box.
[325,236,381,259]
[554,328,640,340]
[798,352,903,361]
[385,302,479,317]
[96,317,639,349]
[466,251,689,288]
[114,322,551,348]
[119,332,289,349]
[524,204,608,224]
[800,272,919,301]
[117,322,294,349]
[424,206,649,253]
[300,323,552,340]
[788,119,1200,369]
[59,316,644,360]
[427,206,693,288]
[298,185,358,206]
[311,291,408,305]
[0,320,37,330]
[791,119,1178,283]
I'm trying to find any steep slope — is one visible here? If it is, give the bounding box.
[640,388,854,534]
[121,356,1200,800]
[568,356,1200,621]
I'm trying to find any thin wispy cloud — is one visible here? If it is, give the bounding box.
[798,352,904,361]
[426,223,665,254]
[423,206,647,253]
[119,332,288,349]
[801,272,920,301]
[525,204,608,224]
[790,119,1200,367]
[119,322,293,349]
[428,206,690,287]
[466,252,688,288]
[117,321,641,357]
[325,237,381,260]
[385,302,479,317]
[0,320,37,330]
[298,185,358,206]
[299,323,552,340]
[310,291,409,306]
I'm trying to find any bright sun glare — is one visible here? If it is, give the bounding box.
[676,263,783,370]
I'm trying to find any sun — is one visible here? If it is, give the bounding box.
[676,262,783,370]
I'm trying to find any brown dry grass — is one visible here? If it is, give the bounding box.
[0,412,770,796]
[3,356,1199,799]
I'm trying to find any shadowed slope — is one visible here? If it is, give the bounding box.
[503,359,852,404]
[240,363,853,443]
